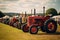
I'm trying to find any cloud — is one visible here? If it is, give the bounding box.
[5,0,18,1]
[0,0,60,13]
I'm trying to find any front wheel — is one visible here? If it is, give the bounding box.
[29,25,38,34]
[45,19,57,33]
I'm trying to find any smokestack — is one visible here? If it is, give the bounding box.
[34,8,36,15]
[43,6,45,16]
[31,9,32,15]
[25,11,27,17]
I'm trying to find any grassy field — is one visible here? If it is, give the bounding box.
[0,23,60,40]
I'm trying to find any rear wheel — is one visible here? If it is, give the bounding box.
[45,19,57,33]
[21,24,29,32]
[29,25,38,34]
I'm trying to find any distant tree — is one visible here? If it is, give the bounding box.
[0,11,5,18]
[46,8,58,16]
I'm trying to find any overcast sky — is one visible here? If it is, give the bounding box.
[0,0,60,13]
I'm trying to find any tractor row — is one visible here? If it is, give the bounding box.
[0,15,59,34]
[0,16,21,29]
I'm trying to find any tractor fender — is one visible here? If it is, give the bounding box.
[44,19,57,26]
[30,25,40,30]
[21,23,27,29]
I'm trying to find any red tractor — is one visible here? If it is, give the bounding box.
[21,15,57,34]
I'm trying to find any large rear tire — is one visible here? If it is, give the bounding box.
[29,25,38,34]
[21,24,29,32]
[44,19,57,33]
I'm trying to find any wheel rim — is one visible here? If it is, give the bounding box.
[48,22,55,31]
[31,27,37,33]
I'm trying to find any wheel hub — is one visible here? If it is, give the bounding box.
[31,27,37,33]
[48,22,55,31]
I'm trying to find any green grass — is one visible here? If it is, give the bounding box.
[0,23,60,40]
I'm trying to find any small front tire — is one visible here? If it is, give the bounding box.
[29,25,38,34]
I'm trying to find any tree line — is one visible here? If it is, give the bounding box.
[0,11,5,18]
[0,8,60,18]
